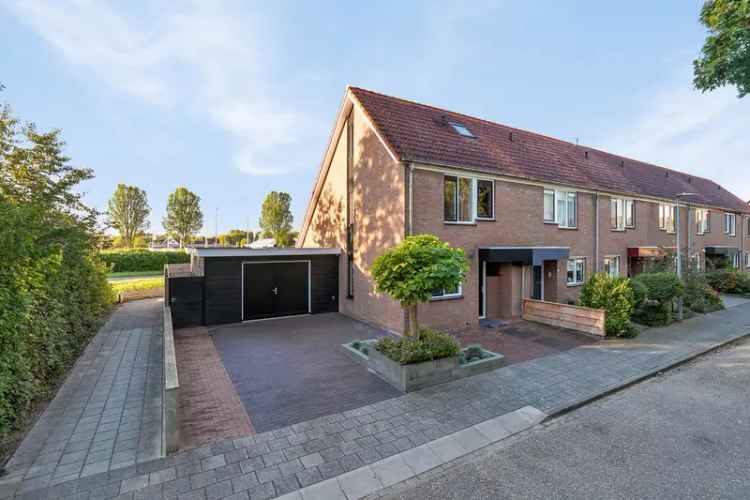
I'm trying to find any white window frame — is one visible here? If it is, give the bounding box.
[732,252,740,269]
[431,282,463,300]
[475,178,495,220]
[603,255,620,278]
[659,203,676,233]
[443,175,495,223]
[745,253,750,269]
[696,208,710,235]
[625,199,635,228]
[545,189,577,228]
[724,213,736,236]
[543,189,556,223]
[443,175,474,224]
[567,257,586,286]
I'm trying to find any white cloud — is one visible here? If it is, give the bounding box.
[592,77,750,203]
[9,0,314,176]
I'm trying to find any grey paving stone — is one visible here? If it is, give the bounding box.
[371,454,414,488]
[238,457,264,475]
[277,459,303,477]
[230,472,258,493]
[273,475,301,495]
[255,467,281,484]
[120,474,149,494]
[205,479,233,500]
[189,470,217,490]
[296,466,323,487]
[247,482,275,500]
[299,452,324,469]
[200,455,226,472]
[336,466,382,499]
[148,467,176,485]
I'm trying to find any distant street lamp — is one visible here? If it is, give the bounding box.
[675,192,697,321]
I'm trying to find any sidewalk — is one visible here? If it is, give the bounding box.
[0,300,164,497]
[2,301,749,500]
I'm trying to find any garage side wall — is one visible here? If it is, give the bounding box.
[203,255,339,326]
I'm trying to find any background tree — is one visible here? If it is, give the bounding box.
[106,184,150,248]
[218,229,248,247]
[259,191,294,247]
[693,0,750,97]
[371,235,468,336]
[163,187,203,248]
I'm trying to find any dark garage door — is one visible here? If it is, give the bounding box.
[243,261,309,320]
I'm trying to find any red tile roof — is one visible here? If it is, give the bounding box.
[349,87,749,213]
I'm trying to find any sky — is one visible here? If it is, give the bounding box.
[1,1,748,235]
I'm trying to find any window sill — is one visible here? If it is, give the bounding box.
[566,283,584,288]
[558,226,578,231]
[444,221,477,226]
[544,220,557,225]
[476,217,495,222]
[429,295,463,302]
[610,228,626,232]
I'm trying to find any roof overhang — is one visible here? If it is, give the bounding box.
[704,246,739,256]
[479,246,569,265]
[190,248,341,258]
[627,246,674,258]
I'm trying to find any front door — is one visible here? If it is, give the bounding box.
[243,261,309,320]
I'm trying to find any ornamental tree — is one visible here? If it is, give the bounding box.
[371,235,469,336]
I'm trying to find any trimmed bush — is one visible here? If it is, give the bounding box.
[630,279,648,310]
[578,273,636,337]
[631,272,685,326]
[99,249,189,272]
[375,328,460,365]
[705,269,750,294]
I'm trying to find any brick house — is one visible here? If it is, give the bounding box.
[299,87,750,334]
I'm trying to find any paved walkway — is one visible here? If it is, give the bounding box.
[174,327,254,449]
[0,299,164,497]
[3,302,750,500]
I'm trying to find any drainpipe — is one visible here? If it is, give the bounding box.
[407,162,414,236]
[594,193,600,273]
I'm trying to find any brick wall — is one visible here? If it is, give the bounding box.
[301,106,405,333]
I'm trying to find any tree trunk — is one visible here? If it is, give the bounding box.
[406,304,419,337]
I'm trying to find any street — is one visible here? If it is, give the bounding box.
[383,338,750,500]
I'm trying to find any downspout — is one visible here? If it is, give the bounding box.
[594,193,600,273]
[407,162,414,236]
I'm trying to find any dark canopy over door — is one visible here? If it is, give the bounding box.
[243,261,309,320]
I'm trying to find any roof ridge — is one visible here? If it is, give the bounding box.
[347,86,719,187]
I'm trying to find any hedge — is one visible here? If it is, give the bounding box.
[705,269,750,295]
[99,249,189,272]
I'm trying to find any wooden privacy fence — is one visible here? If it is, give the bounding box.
[522,298,606,336]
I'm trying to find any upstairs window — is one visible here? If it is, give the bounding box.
[544,189,577,228]
[625,200,635,228]
[724,213,736,236]
[444,175,473,223]
[543,189,556,222]
[444,175,494,223]
[658,203,676,233]
[476,179,494,219]
[695,208,710,235]
[449,121,475,138]
[611,198,636,230]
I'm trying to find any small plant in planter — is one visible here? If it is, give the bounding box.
[371,235,468,336]
[374,328,460,365]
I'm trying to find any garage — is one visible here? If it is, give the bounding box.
[166,247,340,326]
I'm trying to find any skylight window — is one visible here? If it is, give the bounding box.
[449,121,475,138]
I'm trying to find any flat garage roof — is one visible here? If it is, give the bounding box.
[190,247,340,258]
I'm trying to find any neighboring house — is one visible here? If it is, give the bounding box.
[299,86,750,334]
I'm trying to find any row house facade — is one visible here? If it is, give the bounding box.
[300,87,750,334]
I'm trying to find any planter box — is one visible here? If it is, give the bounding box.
[342,340,504,392]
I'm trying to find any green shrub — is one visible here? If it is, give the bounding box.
[99,249,189,272]
[578,273,636,337]
[375,328,460,365]
[705,269,750,294]
[0,111,117,435]
[632,272,685,303]
[684,272,725,313]
[631,272,685,326]
[630,279,648,310]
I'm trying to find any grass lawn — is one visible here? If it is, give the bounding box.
[111,277,164,294]
[107,270,162,280]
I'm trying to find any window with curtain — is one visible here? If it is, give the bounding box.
[443,175,473,223]
[566,257,585,285]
